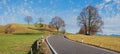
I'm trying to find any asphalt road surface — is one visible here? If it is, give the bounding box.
[46,35,118,54]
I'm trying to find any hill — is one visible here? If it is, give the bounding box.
[0,23,57,34]
[0,23,57,54]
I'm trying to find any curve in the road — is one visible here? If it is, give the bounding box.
[46,36,58,54]
[46,35,118,54]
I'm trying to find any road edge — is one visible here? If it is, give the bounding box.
[65,35,119,54]
[46,36,58,54]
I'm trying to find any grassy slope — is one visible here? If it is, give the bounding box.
[0,24,40,33]
[0,34,45,54]
[66,34,120,52]
[1,23,120,53]
[0,24,53,54]
[0,23,56,34]
[0,25,3,33]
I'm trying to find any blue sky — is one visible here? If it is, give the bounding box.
[0,0,120,35]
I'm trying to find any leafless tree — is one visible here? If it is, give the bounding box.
[77,5,103,35]
[37,17,44,27]
[38,17,44,24]
[49,16,65,31]
[48,22,53,28]
[24,16,33,25]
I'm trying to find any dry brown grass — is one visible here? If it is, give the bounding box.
[42,40,51,54]
[0,23,57,34]
[66,34,120,53]
[0,24,40,33]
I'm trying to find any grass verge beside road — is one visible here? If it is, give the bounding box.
[66,34,120,53]
[0,33,46,54]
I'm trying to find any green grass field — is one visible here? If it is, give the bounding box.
[0,24,54,54]
[67,34,120,52]
[1,24,120,53]
[0,33,46,54]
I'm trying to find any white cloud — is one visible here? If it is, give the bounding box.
[3,0,7,5]
[24,0,27,2]
[97,0,120,17]
[104,0,111,2]
[113,0,120,4]
[0,16,4,25]
[72,8,80,12]
[50,0,53,5]
[97,3,105,9]
[69,0,74,5]
[102,14,120,35]
[38,0,42,4]
[96,0,120,35]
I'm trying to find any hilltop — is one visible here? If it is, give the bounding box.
[0,23,57,34]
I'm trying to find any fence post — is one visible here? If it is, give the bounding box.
[31,48,33,54]
[37,37,41,50]
[81,37,84,43]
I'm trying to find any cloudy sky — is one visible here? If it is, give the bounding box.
[0,0,120,35]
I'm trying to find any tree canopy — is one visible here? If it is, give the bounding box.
[24,16,33,25]
[77,5,103,35]
[49,16,65,31]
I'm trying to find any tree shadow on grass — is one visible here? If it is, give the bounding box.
[27,40,39,54]
[13,33,43,35]
[27,39,44,54]
[29,27,54,32]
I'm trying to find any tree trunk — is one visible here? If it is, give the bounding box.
[28,22,29,25]
[84,24,88,35]
[56,27,59,31]
[88,8,91,35]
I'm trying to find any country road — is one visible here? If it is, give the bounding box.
[46,35,118,54]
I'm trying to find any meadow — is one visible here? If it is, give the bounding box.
[0,24,120,53]
[0,33,46,54]
[66,34,120,53]
[0,24,56,54]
